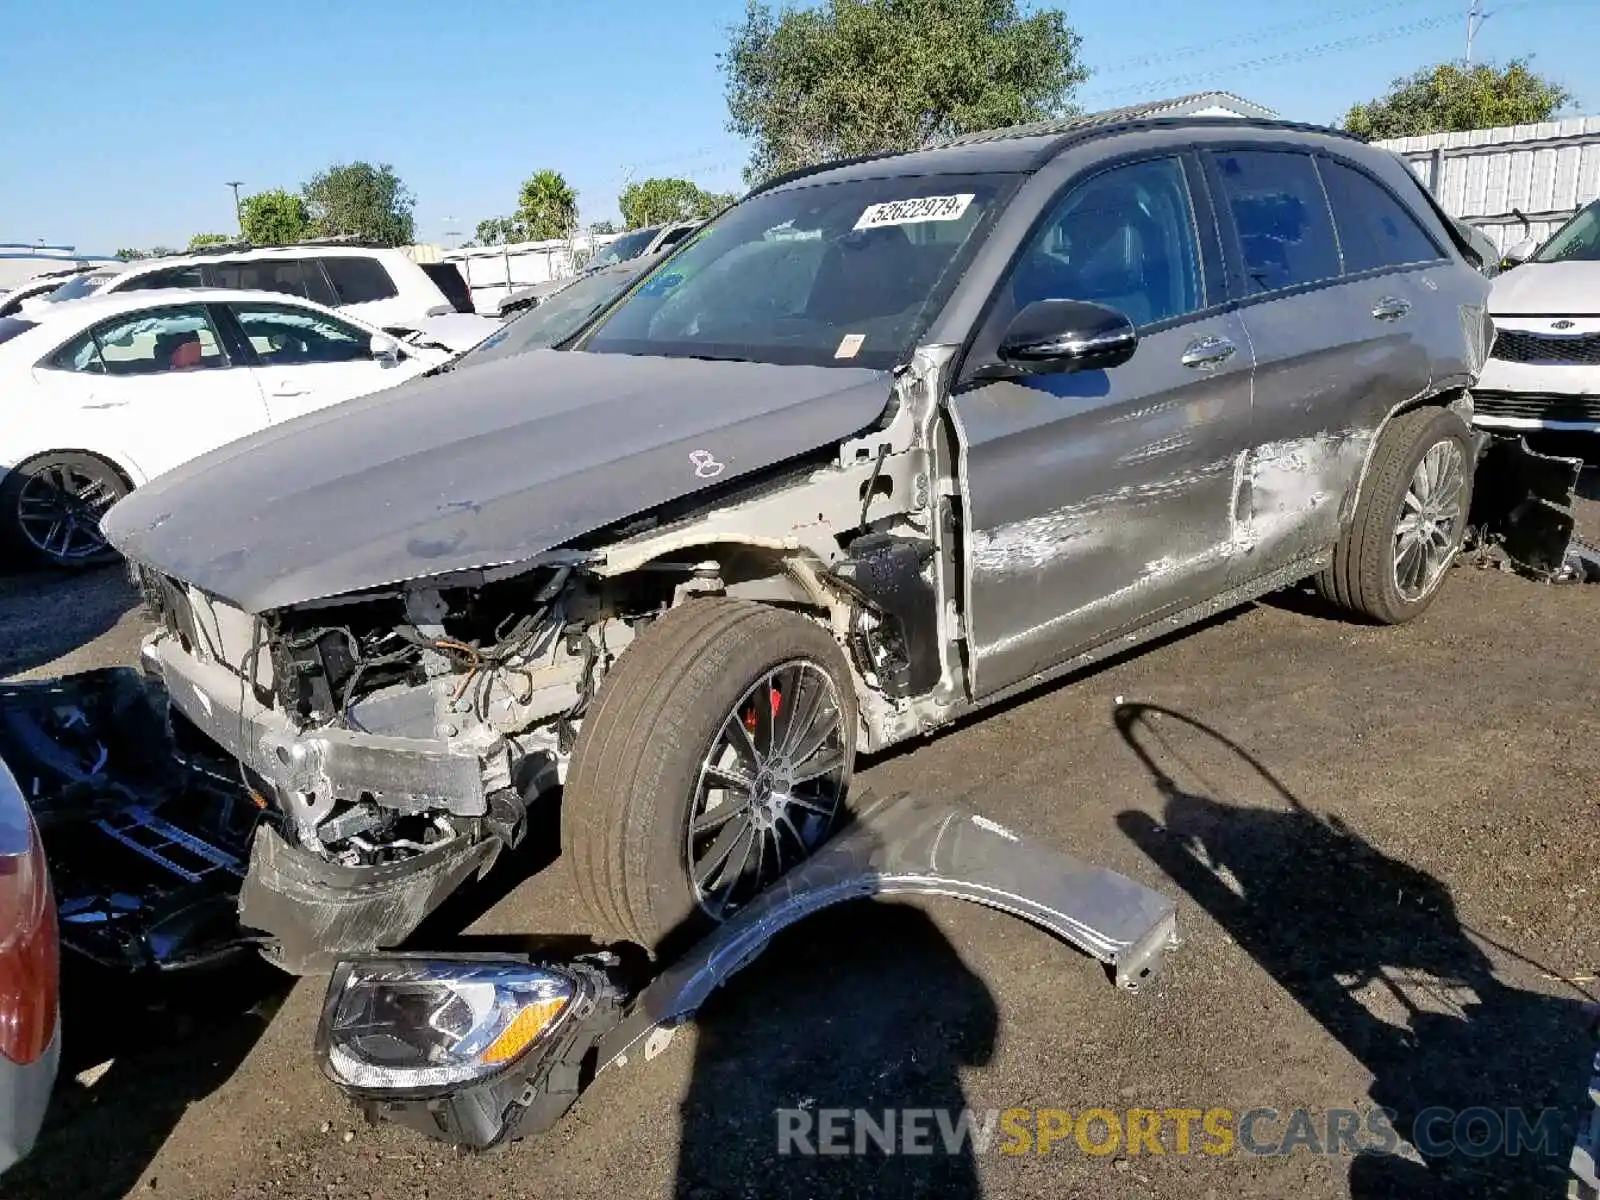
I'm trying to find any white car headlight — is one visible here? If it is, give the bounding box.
[319,958,578,1093]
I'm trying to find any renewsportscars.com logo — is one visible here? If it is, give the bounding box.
[776,1105,1571,1160]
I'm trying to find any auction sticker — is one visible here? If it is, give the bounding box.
[854,193,974,230]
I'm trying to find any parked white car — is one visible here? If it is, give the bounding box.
[0,288,451,567]
[30,243,498,352]
[1474,198,1600,434]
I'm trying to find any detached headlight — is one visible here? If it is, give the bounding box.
[319,958,578,1094]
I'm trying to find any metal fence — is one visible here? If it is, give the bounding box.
[1377,116,1600,253]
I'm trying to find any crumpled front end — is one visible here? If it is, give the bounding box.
[316,793,1182,1150]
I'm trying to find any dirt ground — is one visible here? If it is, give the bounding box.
[1,467,1597,1200]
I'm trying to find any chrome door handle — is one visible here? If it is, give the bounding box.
[1181,335,1237,370]
[1372,296,1412,321]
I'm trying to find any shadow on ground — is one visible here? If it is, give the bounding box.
[1,957,293,1200]
[0,565,137,678]
[670,901,997,1200]
[1113,703,1594,1199]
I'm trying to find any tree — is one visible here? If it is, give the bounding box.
[515,170,579,241]
[188,233,231,250]
[239,189,310,246]
[301,162,416,246]
[722,0,1087,184]
[589,219,618,235]
[618,178,736,228]
[1343,59,1573,141]
[474,216,526,245]
[114,248,150,260]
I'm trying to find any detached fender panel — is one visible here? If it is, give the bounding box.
[597,791,1180,1074]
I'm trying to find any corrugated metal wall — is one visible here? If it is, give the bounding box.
[1377,117,1600,252]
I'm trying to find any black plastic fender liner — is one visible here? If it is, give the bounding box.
[317,792,1181,1150]
[1468,433,1587,578]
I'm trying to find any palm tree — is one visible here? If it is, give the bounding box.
[516,169,579,242]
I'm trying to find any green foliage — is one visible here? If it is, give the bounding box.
[474,216,526,245]
[1343,59,1574,140]
[239,190,310,246]
[589,219,619,235]
[301,162,416,246]
[516,170,580,241]
[188,233,231,250]
[618,178,736,228]
[114,248,149,260]
[722,0,1087,184]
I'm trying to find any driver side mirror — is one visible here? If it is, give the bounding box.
[997,299,1139,375]
[370,334,402,366]
[1500,236,1538,268]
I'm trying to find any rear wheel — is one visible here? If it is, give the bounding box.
[0,452,129,569]
[563,599,856,954]
[1315,406,1473,624]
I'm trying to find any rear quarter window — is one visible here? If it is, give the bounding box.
[1319,159,1443,273]
[420,262,475,313]
[0,317,37,346]
[322,257,399,304]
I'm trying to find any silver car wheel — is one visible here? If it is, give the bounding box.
[686,658,848,920]
[1393,439,1466,602]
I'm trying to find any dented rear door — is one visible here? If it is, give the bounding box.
[949,153,1254,699]
[1203,147,1434,582]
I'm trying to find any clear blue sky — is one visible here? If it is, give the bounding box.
[0,0,1589,251]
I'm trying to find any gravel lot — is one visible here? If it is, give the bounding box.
[2,465,1597,1200]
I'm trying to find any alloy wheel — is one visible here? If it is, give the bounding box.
[686,658,849,919]
[15,463,120,564]
[1393,439,1466,602]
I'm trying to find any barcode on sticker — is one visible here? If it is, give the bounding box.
[854,193,975,230]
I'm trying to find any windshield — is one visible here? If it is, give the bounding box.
[45,269,120,303]
[587,228,658,270]
[1531,200,1600,263]
[454,263,646,368]
[581,174,1014,370]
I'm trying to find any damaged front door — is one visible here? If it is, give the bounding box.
[949,154,1254,697]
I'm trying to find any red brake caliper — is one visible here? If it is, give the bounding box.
[743,687,783,733]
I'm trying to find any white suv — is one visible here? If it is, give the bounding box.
[35,244,498,352]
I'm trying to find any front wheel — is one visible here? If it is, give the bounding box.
[1314,406,1474,624]
[0,451,130,569]
[563,599,857,954]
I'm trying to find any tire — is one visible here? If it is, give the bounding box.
[0,451,130,570]
[563,599,858,954]
[1314,406,1475,624]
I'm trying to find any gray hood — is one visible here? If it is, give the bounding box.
[103,349,892,612]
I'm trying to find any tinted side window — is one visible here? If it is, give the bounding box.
[322,257,399,304]
[121,264,206,291]
[1319,159,1443,273]
[1211,150,1341,294]
[419,262,475,313]
[48,305,228,375]
[231,303,374,365]
[1007,156,1205,328]
[210,258,331,304]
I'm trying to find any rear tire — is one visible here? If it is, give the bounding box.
[1314,406,1474,624]
[0,451,130,570]
[563,599,857,954]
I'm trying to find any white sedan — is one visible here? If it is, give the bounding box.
[0,288,452,568]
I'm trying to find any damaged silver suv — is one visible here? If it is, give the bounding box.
[103,115,1495,970]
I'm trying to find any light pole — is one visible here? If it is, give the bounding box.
[225,181,244,237]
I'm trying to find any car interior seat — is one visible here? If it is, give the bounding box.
[805,225,924,329]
